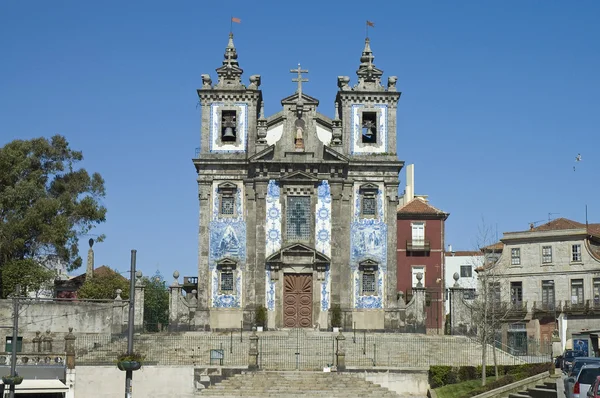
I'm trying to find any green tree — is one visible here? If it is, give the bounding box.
[0,135,106,297]
[1,259,55,297]
[143,275,169,332]
[78,268,130,300]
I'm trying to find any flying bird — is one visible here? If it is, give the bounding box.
[574,153,582,171]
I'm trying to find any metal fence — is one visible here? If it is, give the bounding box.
[73,330,552,369]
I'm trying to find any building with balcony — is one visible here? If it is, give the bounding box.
[397,165,449,333]
[478,218,600,354]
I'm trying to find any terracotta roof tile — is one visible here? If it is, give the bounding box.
[482,242,504,251]
[531,218,585,231]
[397,198,448,217]
[444,251,481,257]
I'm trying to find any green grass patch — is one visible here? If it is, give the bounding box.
[434,378,495,398]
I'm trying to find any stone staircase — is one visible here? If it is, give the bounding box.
[199,371,406,397]
[75,330,532,368]
[506,379,557,398]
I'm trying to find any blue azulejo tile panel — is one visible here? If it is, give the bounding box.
[265,180,281,311]
[350,104,388,155]
[316,180,332,311]
[209,103,248,153]
[209,181,246,308]
[351,182,387,309]
[321,269,331,311]
[212,272,242,308]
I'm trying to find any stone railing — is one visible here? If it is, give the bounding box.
[0,352,66,366]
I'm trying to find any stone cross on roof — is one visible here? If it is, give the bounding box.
[290,64,308,99]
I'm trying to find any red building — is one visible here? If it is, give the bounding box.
[396,165,449,333]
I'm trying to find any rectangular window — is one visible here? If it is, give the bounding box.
[411,222,425,247]
[286,196,311,241]
[220,196,235,215]
[220,272,234,292]
[463,289,476,300]
[460,265,472,278]
[411,266,425,288]
[542,280,555,310]
[362,273,376,294]
[594,278,600,306]
[572,244,582,262]
[571,279,584,305]
[542,246,552,264]
[361,112,377,143]
[510,281,523,305]
[361,197,376,216]
[221,110,237,142]
[511,248,521,265]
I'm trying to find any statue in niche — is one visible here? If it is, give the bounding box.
[294,118,305,151]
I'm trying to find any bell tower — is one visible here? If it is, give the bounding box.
[197,33,263,155]
[335,38,400,157]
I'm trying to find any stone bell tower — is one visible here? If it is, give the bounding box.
[194,33,262,330]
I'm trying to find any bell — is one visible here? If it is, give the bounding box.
[222,127,236,140]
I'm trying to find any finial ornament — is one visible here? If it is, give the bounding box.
[290,63,309,99]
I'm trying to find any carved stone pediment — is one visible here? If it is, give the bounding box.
[279,170,319,184]
[216,258,238,271]
[280,92,319,106]
[265,243,331,270]
[359,259,379,271]
[359,183,379,192]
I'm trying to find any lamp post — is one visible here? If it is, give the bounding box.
[125,250,141,398]
[8,285,20,398]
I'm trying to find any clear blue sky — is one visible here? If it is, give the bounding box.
[2,1,599,279]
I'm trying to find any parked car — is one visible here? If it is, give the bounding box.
[570,364,600,398]
[565,358,600,396]
[564,350,589,372]
[587,375,600,398]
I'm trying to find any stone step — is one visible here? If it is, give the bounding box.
[200,371,400,397]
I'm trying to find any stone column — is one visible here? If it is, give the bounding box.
[134,274,145,333]
[64,327,76,370]
[169,272,182,331]
[412,273,427,333]
[384,182,399,330]
[85,239,94,279]
[335,331,346,371]
[254,181,268,319]
[197,181,212,329]
[329,182,343,315]
[112,289,124,334]
[339,182,353,329]
[248,328,259,370]
[244,181,257,328]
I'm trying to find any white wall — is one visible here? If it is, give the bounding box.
[75,366,196,398]
[444,253,483,314]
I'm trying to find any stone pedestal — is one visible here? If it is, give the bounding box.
[64,327,76,370]
[248,329,259,370]
[335,331,346,371]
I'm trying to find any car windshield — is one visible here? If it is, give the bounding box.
[566,351,586,359]
[572,360,600,375]
[578,367,600,385]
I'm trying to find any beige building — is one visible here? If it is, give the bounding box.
[483,218,600,353]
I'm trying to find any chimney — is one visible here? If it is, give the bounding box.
[448,244,454,255]
[86,238,95,279]
[405,164,415,203]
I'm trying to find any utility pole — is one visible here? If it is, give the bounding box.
[125,250,137,398]
[9,285,20,398]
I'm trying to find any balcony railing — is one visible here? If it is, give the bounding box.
[406,239,431,251]
[182,276,198,294]
[532,299,600,316]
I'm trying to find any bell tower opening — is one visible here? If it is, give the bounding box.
[361,111,377,143]
[221,110,237,142]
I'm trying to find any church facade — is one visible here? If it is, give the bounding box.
[193,33,404,330]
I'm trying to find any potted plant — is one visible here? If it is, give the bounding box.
[2,374,23,385]
[116,352,144,371]
[255,305,267,332]
[331,304,342,332]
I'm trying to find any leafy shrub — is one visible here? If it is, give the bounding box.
[458,366,477,381]
[429,366,452,388]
